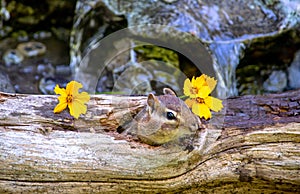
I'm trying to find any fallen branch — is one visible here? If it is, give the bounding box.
[0,90,300,193]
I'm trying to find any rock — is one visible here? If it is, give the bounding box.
[37,63,55,77]
[2,49,24,67]
[33,31,52,40]
[0,26,13,38]
[39,77,57,95]
[55,65,71,76]
[39,77,69,95]
[75,0,300,97]
[0,72,15,93]
[263,70,287,93]
[288,50,300,89]
[19,65,34,74]
[51,27,70,42]
[112,61,154,95]
[12,30,29,42]
[96,72,114,92]
[2,0,75,40]
[17,41,46,57]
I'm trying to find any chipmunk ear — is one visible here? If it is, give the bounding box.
[147,93,160,114]
[163,88,177,96]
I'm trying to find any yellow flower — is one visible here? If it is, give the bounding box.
[53,80,90,119]
[183,74,223,119]
[183,76,198,98]
[184,75,217,98]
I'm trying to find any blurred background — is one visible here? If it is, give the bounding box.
[0,0,299,97]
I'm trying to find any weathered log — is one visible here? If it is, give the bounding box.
[0,90,300,193]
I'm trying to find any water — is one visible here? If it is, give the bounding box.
[0,0,10,37]
[69,0,95,75]
[69,0,300,97]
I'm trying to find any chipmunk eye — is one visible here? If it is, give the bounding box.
[166,111,176,120]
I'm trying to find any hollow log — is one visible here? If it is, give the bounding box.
[0,90,300,193]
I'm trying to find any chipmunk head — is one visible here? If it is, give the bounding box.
[137,88,200,146]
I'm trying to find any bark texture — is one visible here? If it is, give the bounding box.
[0,90,300,193]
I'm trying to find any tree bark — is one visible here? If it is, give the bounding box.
[0,90,299,193]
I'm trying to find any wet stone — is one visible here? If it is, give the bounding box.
[96,71,114,93]
[37,63,55,77]
[263,70,287,93]
[0,26,13,38]
[14,84,20,92]
[33,31,52,40]
[39,77,56,94]
[17,41,46,57]
[0,72,15,93]
[2,49,24,67]
[12,30,29,42]
[19,65,34,74]
[39,77,69,95]
[97,0,300,97]
[51,27,70,42]
[55,65,71,76]
[288,50,300,89]
[163,0,178,3]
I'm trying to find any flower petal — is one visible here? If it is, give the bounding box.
[76,92,90,102]
[197,85,211,98]
[54,85,66,96]
[203,74,217,91]
[205,96,223,112]
[68,100,87,119]
[183,78,192,97]
[185,98,195,108]
[194,75,206,87]
[190,76,196,85]
[57,95,68,103]
[192,102,211,119]
[53,100,67,113]
[66,81,83,96]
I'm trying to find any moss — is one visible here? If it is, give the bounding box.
[134,43,179,68]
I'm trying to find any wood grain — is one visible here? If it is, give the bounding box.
[0,90,299,193]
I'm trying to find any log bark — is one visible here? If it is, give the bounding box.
[0,90,300,193]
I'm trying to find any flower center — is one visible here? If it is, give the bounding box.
[67,94,73,103]
[190,87,198,94]
[196,97,204,104]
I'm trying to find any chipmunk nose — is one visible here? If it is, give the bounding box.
[189,116,201,132]
[189,120,199,132]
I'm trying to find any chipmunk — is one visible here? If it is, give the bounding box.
[121,88,201,146]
